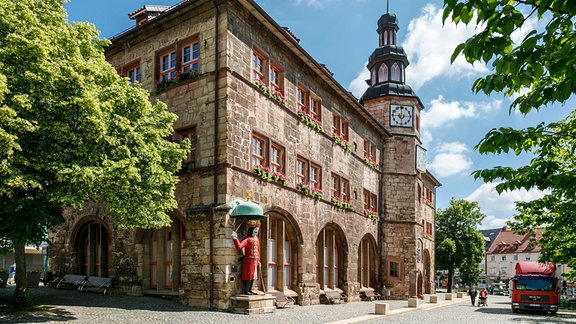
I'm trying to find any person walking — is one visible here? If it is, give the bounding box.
[468,286,478,306]
[479,287,489,306]
[8,263,15,285]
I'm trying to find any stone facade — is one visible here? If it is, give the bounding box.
[47,0,439,311]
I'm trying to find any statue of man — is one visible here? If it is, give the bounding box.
[232,227,260,295]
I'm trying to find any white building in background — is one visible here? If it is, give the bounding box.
[485,227,570,284]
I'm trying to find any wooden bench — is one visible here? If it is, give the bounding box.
[360,289,382,301]
[267,290,295,308]
[321,290,347,304]
[53,274,87,290]
[79,276,112,294]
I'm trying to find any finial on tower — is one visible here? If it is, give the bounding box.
[387,0,389,13]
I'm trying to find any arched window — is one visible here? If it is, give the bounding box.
[371,69,377,85]
[316,227,344,290]
[358,236,376,288]
[147,220,183,290]
[378,64,388,83]
[262,214,297,291]
[76,222,110,277]
[391,63,401,81]
[150,227,174,288]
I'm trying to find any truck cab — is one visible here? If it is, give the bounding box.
[511,262,558,315]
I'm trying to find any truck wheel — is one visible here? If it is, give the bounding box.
[550,311,557,316]
[512,308,518,313]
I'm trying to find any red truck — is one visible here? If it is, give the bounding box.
[511,262,558,315]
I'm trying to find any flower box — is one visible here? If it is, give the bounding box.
[154,70,199,94]
[296,183,323,201]
[331,196,351,210]
[363,210,379,222]
[253,166,286,185]
[297,109,324,133]
[421,196,434,207]
[332,135,351,153]
[254,80,288,107]
[363,156,379,170]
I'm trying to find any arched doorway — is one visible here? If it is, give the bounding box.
[316,223,347,291]
[423,249,432,294]
[76,221,110,277]
[358,234,377,289]
[143,218,184,291]
[259,209,303,293]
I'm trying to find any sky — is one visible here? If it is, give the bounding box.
[64,0,573,230]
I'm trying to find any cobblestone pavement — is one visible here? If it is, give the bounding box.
[1,286,573,324]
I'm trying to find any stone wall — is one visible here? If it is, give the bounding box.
[48,0,437,311]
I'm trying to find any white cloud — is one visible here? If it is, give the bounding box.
[422,95,502,129]
[467,181,549,229]
[428,142,473,177]
[292,0,342,8]
[403,4,488,90]
[465,181,549,215]
[349,64,370,99]
[479,214,509,230]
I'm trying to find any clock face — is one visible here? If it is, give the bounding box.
[390,105,413,127]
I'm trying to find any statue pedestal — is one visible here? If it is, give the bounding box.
[230,294,276,314]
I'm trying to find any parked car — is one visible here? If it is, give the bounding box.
[490,282,508,295]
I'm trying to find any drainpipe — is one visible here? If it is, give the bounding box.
[210,0,221,309]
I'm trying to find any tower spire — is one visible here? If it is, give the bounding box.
[387,0,389,14]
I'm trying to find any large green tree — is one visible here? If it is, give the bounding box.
[435,198,485,292]
[443,1,576,278]
[0,0,188,308]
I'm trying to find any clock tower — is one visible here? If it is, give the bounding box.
[360,7,440,299]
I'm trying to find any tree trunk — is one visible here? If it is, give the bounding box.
[11,240,29,309]
[447,268,454,293]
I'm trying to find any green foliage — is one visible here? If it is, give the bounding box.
[0,1,189,303]
[435,198,486,288]
[444,1,576,278]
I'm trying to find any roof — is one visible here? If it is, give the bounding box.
[486,227,543,254]
[128,5,171,19]
[479,227,503,250]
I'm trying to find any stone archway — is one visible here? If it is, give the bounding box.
[358,234,377,289]
[423,249,432,294]
[315,223,348,291]
[75,221,110,277]
[260,208,304,293]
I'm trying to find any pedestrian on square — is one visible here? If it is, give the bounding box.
[479,287,489,306]
[8,263,15,285]
[468,286,478,306]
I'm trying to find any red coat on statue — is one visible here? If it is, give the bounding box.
[233,236,260,281]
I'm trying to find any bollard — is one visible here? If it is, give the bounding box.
[456,292,464,298]
[429,295,438,303]
[375,302,389,315]
[408,298,419,308]
[445,293,453,300]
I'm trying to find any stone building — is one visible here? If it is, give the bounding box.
[48,0,440,311]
